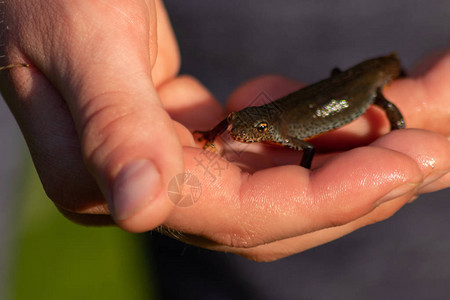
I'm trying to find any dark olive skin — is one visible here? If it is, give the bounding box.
[198,54,406,169]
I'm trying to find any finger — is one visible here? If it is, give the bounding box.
[151,0,180,87]
[2,66,109,216]
[160,143,422,248]
[371,129,450,193]
[57,207,115,226]
[157,75,224,131]
[226,75,304,112]
[409,49,450,77]
[421,172,450,193]
[224,192,411,262]
[54,2,183,230]
[384,51,450,136]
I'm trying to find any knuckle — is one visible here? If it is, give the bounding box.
[79,94,142,171]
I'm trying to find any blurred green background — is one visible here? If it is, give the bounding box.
[9,158,156,300]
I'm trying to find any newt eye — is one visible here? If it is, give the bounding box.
[256,121,268,133]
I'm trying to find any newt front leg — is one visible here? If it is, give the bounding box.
[194,116,230,150]
[282,137,315,169]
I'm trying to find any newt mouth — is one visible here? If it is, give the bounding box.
[228,126,252,142]
[229,127,265,143]
[228,128,246,141]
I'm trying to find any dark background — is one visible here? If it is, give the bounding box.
[148,1,450,299]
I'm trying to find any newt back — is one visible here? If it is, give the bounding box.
[229,53,401,143]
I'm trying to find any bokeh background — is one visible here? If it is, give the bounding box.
[1,0,449,299]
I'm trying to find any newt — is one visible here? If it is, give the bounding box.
[195,53,406,169]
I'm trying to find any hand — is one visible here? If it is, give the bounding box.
[0,0,191,228]
[167,51,449,261]
[2,0,449,261]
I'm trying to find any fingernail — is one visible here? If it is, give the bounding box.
[375,182,419,207]
[111,160,161,220]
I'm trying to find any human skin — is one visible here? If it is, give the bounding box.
[1,0,449,261]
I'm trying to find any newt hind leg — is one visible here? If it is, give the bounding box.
[374,89,406,130]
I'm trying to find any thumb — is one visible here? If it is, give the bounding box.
[55,3,184,230]
[71,68,183,230]
[80,79,183,231]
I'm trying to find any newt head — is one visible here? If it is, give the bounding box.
[228,105,282,143]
